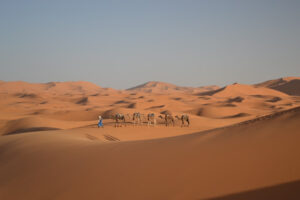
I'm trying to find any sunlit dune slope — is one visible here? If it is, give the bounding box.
[0,107,299,200]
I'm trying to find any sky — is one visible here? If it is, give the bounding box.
[0,0,299,89]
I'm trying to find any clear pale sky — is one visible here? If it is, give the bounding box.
[0,0,299,89]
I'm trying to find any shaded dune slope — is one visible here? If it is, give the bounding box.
[256,77,300,96]
[127,81,219,94]
[208,180,300,200]
[0,117,94,135]
[198,83,288,97]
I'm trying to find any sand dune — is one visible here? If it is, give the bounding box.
[0,116,94,136]
[0,106,299,200]
[0,81,114,95]
[187,106,242,118]
[199,83,288,98]
[44,110,102,121]
[256,77,300,96]
[0,78,300,199]
[127,81,219,94]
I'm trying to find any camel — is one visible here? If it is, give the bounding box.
[159,114,175,126]
[132,112,142,126]
[147,113,156,126]
[175,114,190,127]
[114,113,126,127]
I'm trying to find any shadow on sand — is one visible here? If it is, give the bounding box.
[207,180,300,200]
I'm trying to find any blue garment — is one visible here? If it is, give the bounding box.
[98,119,103,127]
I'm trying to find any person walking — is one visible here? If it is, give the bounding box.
[98,116,104,128]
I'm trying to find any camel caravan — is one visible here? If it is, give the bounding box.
[98,112,190,128]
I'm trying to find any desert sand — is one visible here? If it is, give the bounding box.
[0,77,300,200]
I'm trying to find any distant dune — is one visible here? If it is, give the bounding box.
[0,77,300,199]
[198,83,288,97]
[127,81,219,94]
[255,77,300,96]
[0,81,114,95]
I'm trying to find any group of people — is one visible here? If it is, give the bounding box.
[97,113,190,128]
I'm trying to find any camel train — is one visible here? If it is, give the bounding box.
[107,112,190,127]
